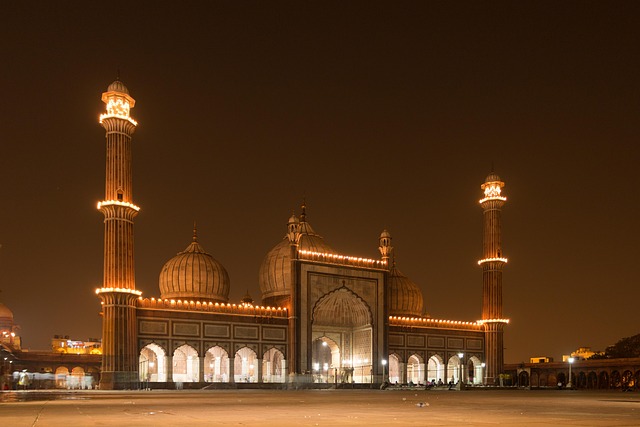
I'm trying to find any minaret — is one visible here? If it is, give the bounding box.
[286,211,301,379]
[478,172,508,385]
[95,79,141,389]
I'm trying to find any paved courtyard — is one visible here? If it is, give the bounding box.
[0,389,638,426]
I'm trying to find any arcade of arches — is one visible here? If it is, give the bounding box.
[389,354,485,385]
[507,359,640,390]
[138,344,285,383]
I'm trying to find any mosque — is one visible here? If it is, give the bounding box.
[95,80,509,390]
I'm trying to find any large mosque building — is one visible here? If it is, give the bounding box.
[95,80,509,390]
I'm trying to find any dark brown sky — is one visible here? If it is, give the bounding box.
[0,1,638,363]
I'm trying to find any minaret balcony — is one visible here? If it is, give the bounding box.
[477,257,508,265]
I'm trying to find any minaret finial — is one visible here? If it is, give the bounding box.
[116,67,121,81]
[193,221,198,242]
[300,197,307,222]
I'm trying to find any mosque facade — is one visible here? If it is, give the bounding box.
[95,80,509,390]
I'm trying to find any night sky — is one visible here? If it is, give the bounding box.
[1,2,638,364]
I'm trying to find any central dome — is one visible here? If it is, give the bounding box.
[159,229,230,303]
[259,208,334,304]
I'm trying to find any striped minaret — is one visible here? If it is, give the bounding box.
[95,80,141,389]
[478,172,508,385]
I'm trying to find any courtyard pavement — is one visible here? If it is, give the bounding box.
[0,388,638,426]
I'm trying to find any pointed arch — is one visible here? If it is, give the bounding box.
[204,346,229,383]
[140,343,167,382]
[427,354,445,384]
[407,354,424,385]
[447,355,462,384]
[312,286,372,327]
[173,344,199,382]
[234,347,257,383]
[263,347,285,383]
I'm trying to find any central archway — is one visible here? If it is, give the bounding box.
[312,287,373,384]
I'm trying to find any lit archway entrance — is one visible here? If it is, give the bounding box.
[139,343,167,382]
[407,354,424,385]
[173,344,199,383]
[312,286,373,384]
[388,354,400,384]
[204,346,229,383]
[263,348,285,383]
[447,355,462,384]
[234,347,257,383]
[467,356,482,385]
[70,367,86,389]
[55,367,69,389]
[427,355,444,384]
[312,337,340,383]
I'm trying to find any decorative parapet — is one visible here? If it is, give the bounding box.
[137,297,288,318]
[389,316,484,331]
[297,249,387,269]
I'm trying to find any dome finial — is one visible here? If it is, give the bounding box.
[193,221,198,242]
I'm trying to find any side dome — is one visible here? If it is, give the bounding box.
[259,209,334,304]
[159,229,230,303]
[0,302,13,320]
[387,266,424,317]
[0,302,14,331]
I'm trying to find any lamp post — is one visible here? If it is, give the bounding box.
[457,353,465,390]
[567,357,574,389]
[481,362,486,386]
[381,359,387,385]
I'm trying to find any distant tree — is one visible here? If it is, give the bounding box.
[587,352,607,360]
[599,334,640,359]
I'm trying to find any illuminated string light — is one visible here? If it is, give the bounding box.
[479,183,506,203]
[99,98,138,125]
[298,249,387,267]
[476,319,510,325]
[97,200,141,211]
[478,257,508,265]
[95,287,142,296]
[136,297,287,316]
[388,315,483,329]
